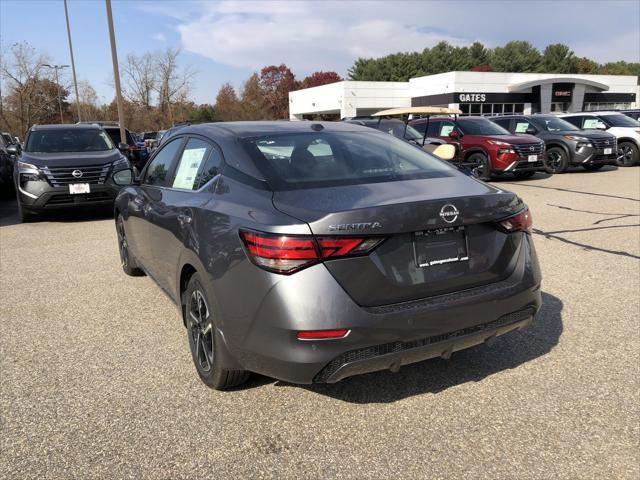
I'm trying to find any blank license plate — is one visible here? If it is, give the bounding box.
[604,148,612,155]
[528,154,538,162]
[414,226,469,267]
[69,183,90,194]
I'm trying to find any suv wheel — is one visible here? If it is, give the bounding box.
[467,153,491,181]
[616,142,639,167]
[116,214,145,276]
[184,273,250,390]
[545,147,569,173]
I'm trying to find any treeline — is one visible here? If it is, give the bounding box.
[0,42,210,136]
[348,41,640,81]
[214,66,342,121]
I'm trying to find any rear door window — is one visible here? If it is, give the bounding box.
[514,119,533,133]
[171,137,222,190]
[439,121,455,136]
[581,116,606,129]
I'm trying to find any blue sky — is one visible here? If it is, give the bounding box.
[2,0,639,105]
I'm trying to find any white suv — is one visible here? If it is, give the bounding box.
[560,112,640,167]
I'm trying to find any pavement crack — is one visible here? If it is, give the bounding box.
[546,204,639,225]
[532,228,640,260]
[502,183,640,202]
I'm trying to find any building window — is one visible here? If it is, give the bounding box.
[584,102,633,111]
[459,103,524,116]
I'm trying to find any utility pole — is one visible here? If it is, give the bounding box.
[43,64,69,123]
[64,0,82,122]
[105,0,126,144]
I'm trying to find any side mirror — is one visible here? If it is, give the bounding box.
[6,144,18,155]
[112,168,135,186]
[525,127,537,135]
[596,125,607,130]
[117,142,129,152]
[448,131,460,139]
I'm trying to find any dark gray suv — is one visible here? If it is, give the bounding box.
[112,121,542,389]
[490,115,617,173]
[14,124,130,221]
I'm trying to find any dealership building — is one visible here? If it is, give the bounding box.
[288,71,639,119]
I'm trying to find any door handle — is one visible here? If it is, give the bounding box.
[177,213,192,226]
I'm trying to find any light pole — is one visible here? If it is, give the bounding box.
[105,0,126,145]
[43,64,69,123]
[64,0,82,122]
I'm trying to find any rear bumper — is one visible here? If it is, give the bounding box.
[316,307,534,383]
[218,234,542,384]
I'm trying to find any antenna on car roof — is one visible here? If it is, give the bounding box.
[310,123,324,131]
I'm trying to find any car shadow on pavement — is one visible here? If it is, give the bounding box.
[0,198,113,227]
[284,292,563,404]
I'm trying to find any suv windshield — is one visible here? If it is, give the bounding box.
[242,131,455,190]
[600,114,640,128]
[532,116,579,132]
[25,129,115,153]
[457,118,510,135]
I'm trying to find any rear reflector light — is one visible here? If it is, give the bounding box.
[498,208,532,233]
[297,329,350,340]
[240,230,385,274]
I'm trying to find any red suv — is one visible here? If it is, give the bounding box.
[410,116,546,180]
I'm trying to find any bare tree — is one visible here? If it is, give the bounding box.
[154,48,196,123]
[121,52,157,107]
[0,42,50,134]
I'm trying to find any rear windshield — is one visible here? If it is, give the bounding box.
[532,116,579,132]
[242,131,456,190]
[600,114,640,128]
[25,129,115,153]
[457,118,510,135]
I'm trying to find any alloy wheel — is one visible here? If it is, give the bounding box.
[617,145,634,166]
[547,151,562,172]
[189,290,214,372]
[117,218,129,268]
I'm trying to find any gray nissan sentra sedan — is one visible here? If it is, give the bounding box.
[111,121,542,389]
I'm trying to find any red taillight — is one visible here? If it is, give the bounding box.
[297,329,350,340]
[240,230,384,274]
[498,208,532,233]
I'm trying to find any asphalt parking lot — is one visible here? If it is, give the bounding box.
[1,165,638,479]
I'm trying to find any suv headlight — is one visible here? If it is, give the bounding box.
[17,160,41,173]
[563,135,590,142]
[487,140,513,147]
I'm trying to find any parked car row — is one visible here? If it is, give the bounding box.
[403,111,638,179]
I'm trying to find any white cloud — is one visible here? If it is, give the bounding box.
[175,1,472,75]
[158,0,639,76]
[152,33,166,42]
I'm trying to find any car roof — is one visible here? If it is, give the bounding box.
[560,111,626,117]
[180,121,371,138]
[30,123,102,131]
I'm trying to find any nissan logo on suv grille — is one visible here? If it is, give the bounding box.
[72,170,83,178]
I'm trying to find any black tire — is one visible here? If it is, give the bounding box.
[466,152,491,181]
[513,171,536,179]
[17,201,37,223]
[616,142,639,167]
[583,164,605,171]
[545,147,569,173]
[183,273,249,390]
[116,214,145,276]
